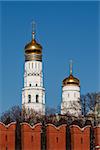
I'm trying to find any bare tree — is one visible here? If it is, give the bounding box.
[81,92,100,115]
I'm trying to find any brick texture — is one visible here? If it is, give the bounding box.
[21,123,42,150]
[70,125,90,150]
[46,124,66,150]
[0,122,16,150]
[0,122,98,150]
[94,126,100,150]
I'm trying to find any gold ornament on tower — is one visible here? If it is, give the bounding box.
[25,39,42,54]
[63,60,80,86]
[24,21,42,61]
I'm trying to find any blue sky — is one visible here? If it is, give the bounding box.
[0,1,99,114]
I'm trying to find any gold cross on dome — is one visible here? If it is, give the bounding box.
[31,21,36,39]
[70,60,73,75]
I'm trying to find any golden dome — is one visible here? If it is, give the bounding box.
[62,60,80,86]
[25,39,42,54]
[63,74,80,86]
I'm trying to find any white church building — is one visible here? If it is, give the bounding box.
[22,23,45,115]
[61,62,81,116]
[22,23,81,116]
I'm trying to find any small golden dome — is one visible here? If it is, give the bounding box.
[63,60,80,86]
[25,39,42,54]
[63,74,80,86]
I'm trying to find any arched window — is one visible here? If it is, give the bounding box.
[29,63,30,69]
[36,95,39,103]
[32,62,33,68]
[28,94,31,103]
[36,84,37,86]
[29,84,31,87]
[68,93,69,97]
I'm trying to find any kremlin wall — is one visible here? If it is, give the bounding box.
[0,122,100,150]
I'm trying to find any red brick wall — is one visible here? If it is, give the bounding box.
[46,124,66,150]
[70,125,90,150]
[1,122,99,150]
[21,123,42,150]
[0,122,16,150]
[94,126,100,150]
[83,126,90,150]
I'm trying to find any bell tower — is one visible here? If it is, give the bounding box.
[22,22,45,115]
[61,61,81,116]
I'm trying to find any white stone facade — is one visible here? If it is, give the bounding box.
[61,85,81,116]
[22,60,45,115]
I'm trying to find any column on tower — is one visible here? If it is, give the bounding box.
[22,24,45,115]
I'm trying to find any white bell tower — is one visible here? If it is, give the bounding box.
[61,61,81,117]
[22,22,45,115]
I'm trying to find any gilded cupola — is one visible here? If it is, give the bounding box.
[25,39,42,54]
[25,22,42,61]
[63,61,80,86]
